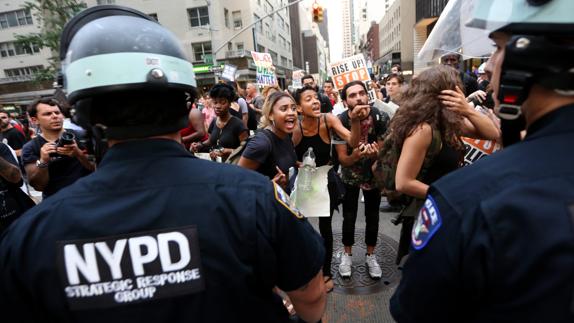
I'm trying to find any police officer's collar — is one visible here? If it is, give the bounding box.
[98,138,191,167]
[525,103,574,140]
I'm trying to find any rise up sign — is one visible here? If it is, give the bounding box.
[329,54,376,102]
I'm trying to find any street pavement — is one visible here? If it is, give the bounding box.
[308,195,402,323]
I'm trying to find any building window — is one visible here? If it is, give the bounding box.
[191,42,212,62]
[224,8,229,28]
[4,65,42,77]
[188,7,209,27]
[0,9,33,29]
[268,50,277,64]
[232,11,242,29]
[265,0,274,14]
[281,56,287,67]
[97,0,116,4]
[227,42,232,51]
[254,14,262,34]
[148,13,158,22]
[236,42,244,51]
[0,42,40,58]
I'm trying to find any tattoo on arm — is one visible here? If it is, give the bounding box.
[0,157,21,183]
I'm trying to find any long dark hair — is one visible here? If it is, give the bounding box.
[388,65,466,155]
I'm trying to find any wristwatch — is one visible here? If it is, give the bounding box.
[36,160,49,169]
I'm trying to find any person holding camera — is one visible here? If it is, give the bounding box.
[21,98,94,199]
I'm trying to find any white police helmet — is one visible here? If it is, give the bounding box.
[60,5,197,106]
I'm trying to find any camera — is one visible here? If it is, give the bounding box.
[50,131,76,158]
[56,131,76,147]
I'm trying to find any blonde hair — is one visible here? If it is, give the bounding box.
[261,84,281,98]
[259,91,295,129]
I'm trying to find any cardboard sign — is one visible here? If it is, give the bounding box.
[329,54,376,102]
[221,64,237,81]
[292,70,306,89]
[462,137,500,166]
[251,51,277,86]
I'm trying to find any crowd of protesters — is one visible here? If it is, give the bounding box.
[0,58,503,305]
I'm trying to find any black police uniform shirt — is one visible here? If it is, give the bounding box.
[21,130,92,198]
[0,139,325,323]
[390,104,574,323]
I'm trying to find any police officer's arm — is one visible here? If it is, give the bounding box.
[257,183,326,322]
[25,142,56,191]
[439,86,500,140]
[390,187,494,322]
[395,123,432,199]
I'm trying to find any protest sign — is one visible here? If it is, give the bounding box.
[329,54,377,102]
[221,64,237,81]
[251,51,277,86]
[292,70,306,89]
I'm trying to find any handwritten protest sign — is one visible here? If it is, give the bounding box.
[251,51,277,86]
[329,54,376,102]
[292,70,306,89]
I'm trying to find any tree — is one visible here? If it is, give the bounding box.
[14,0,86,82]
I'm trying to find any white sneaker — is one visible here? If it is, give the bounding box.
[365,254,382,279]
[339,253,352,278]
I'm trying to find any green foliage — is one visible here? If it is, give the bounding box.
[14,0,86,82]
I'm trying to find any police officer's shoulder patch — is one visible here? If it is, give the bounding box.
[273,182,304,219]
[411,195,442,250]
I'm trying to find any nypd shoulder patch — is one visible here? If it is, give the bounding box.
[273,183,304,219]
[411,195,442,250]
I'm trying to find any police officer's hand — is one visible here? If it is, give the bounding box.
[272,166,288,189]
[56,142,82,158]
[40,142,57,163]
[439,86,474,116]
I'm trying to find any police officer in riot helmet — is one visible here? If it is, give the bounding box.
[0,5,326,322]
[391,0,574,322]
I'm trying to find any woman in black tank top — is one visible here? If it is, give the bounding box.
[291,85,364,290]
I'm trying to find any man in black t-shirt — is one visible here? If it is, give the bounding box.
[21,98,94,199]
[0,142,35,233]
[0,109,26,157]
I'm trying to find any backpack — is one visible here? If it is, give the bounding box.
[226,129,273,165]
[373,128,442,198]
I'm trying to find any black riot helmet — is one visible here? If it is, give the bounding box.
[59,5,197,139]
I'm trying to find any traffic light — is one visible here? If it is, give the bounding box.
[312,2,323,23]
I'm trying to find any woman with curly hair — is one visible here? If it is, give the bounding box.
[389,65,500,263]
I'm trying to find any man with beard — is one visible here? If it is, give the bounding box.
[0,109,26,157]
[334,81,390,279]
[21,98,94,199]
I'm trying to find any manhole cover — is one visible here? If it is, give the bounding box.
[330,230,400,295]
